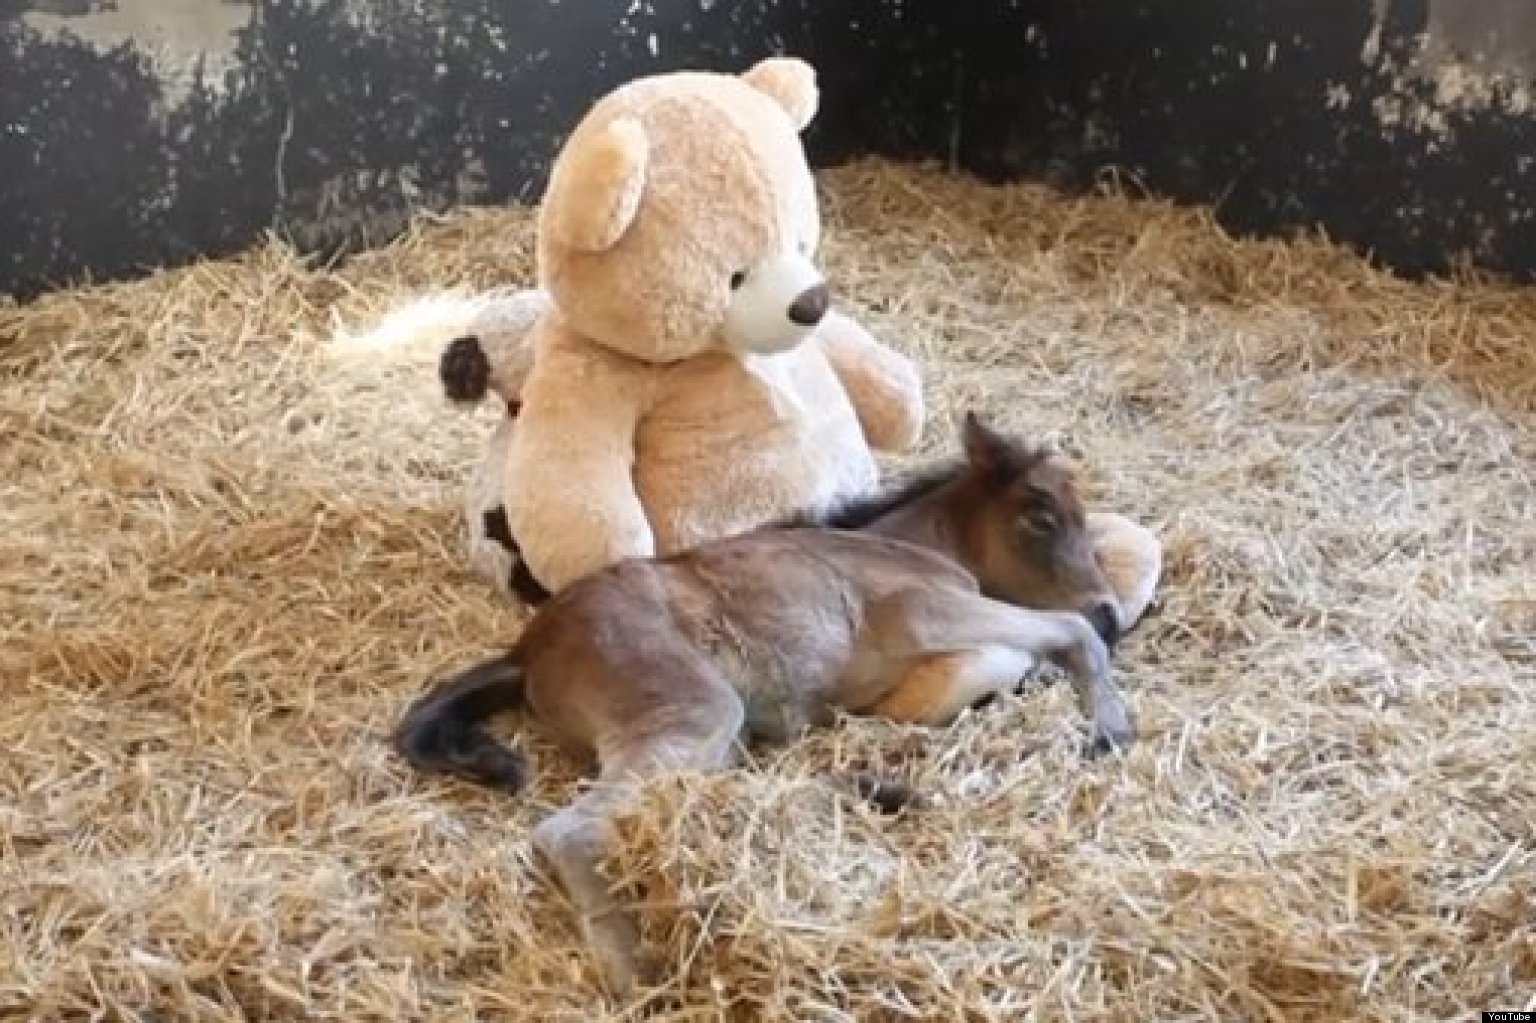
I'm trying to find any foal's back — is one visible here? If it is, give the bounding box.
[515,527,980,744]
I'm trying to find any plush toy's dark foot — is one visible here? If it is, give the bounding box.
[510,562,551,606]
[481,506,552,606]
[441,335,491,403]
[482,506,515,548]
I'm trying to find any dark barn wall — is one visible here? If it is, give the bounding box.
[958,0,1536,282]
[0,0,960,299]
[3,0,1536,299]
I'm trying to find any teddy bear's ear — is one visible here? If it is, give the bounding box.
[741,56,819,131]
[543,116,649,253]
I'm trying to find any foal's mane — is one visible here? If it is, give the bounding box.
[773,460,966,531]
[770,424,1064,535]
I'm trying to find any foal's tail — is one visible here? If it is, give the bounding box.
[393,653,529,793]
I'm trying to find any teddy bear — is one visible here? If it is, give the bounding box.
[432,56,1164,640]
[434,56,929,601]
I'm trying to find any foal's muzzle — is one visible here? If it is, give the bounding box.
[1084,601,1122,649]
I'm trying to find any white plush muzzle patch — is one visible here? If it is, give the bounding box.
[723,251,827,355]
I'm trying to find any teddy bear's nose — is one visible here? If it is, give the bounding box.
[787,283,830,326]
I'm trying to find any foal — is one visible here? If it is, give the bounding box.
[396,412,1132,997]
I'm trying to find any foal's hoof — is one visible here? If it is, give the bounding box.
[1086,725,1135,759]
[597,945,664,1004]
[587,910,663,1003]
[850,772,924,814]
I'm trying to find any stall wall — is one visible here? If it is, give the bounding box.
[0,0,958,298]
[4,0,1535,298]
[958,0,1536,281]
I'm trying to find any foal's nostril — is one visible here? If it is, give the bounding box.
[787,282,830,326]
[1085,601,1121,648]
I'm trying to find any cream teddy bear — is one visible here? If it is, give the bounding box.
[439,57,927,600]
[436,57,1163,640]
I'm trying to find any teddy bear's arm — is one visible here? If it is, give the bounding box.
[503,346,656,592]
[816,311,925,453]
[1087,511,1163,632]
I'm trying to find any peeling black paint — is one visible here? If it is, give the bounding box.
[0,0,959,299]
[4,0,1536,299]
[1,27,173,293]
[958,0,1536,282]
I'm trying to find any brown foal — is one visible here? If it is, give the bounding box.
[395,411,1134,997]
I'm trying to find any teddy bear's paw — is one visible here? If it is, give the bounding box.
[481,506,515,549]
[440,335,492,404]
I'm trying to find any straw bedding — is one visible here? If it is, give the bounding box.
[3,158,1533,1021]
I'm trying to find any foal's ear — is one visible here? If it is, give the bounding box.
[961,411,1016,480]
[1028,433,1087,479]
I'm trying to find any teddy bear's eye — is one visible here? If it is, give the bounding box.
[729,271,747,290]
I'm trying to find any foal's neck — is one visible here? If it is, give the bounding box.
[863,475,970,565]
[796,460,975,568]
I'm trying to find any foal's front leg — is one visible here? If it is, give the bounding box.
[866,647,1037,726]
[867,588,1133,750]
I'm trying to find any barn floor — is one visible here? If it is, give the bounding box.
[3,159,1534,1022]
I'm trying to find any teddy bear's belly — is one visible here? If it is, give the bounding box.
[635,353,880,552]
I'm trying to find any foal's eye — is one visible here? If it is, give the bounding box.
[729,271,747,290]
[1018,509,1057,535]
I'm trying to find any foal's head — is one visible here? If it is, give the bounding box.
[951,412,1122,643]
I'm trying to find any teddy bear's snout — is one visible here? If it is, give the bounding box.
[723,250,831,354]
[787,283,830,326]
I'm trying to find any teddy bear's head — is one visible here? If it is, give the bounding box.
[534,57,832,364]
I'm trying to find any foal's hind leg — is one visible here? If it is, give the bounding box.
[531,680,744,1000]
